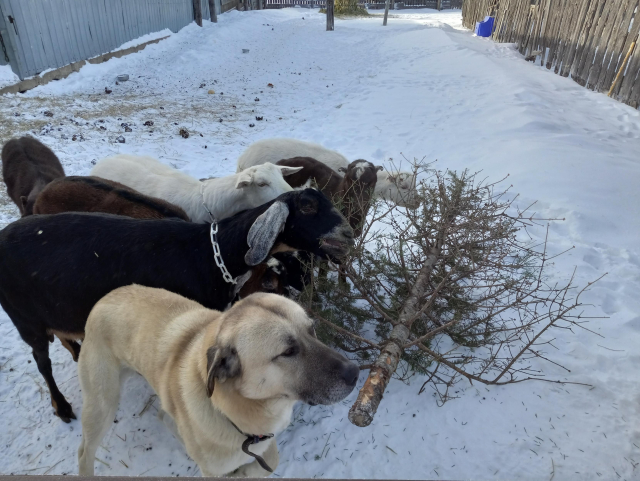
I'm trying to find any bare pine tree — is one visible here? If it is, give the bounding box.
[299,162,604,427]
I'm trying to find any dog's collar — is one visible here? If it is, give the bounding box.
[228,419,275,473]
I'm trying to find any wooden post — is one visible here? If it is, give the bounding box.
[209,0,218,22]
[437,0,442,11]
[193,0,203,26]
[383,0,389,25]
[326,0,334,31]
[608,36,637,97]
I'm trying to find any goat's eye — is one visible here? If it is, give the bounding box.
[258,182,269,187]
[281,346,298,357]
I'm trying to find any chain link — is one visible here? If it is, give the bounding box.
[211,221,237,285]
[203,183,237,285]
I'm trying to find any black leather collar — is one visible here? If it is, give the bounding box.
[228,419,275,473]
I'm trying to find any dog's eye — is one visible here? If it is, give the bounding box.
[281,346,298,357]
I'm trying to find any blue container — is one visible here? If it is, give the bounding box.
[475,16,495,37]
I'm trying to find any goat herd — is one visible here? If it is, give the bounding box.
[0,136,418,476]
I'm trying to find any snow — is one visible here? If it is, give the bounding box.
[0,64,19,89]
[1,8,640,480]
[0,30,172,89]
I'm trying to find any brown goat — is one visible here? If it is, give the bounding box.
[1,137,65,216]
[33,176,189,221]
[277,157,381,237]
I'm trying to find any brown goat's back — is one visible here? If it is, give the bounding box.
[34,176,189,221]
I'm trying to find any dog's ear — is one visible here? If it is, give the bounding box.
[206,345,241,397]
[245,201,289,266]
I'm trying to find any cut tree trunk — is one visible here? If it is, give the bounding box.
[383,0,390,26]
[348,246,440,427]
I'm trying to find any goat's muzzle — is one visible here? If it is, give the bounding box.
[319,224,354,259]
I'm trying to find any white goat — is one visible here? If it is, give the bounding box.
[236,138,418,207]
[91,154,302,223]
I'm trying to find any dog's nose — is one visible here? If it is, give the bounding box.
[341,362,359,387]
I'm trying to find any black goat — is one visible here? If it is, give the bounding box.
[0,189,353,423]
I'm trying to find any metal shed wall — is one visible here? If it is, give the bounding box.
[0,0,224,80]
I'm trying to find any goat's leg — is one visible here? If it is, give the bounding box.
[31,337,76,422]
[58,337,82,362]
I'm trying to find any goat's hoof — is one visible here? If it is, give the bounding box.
[56,404,77,423]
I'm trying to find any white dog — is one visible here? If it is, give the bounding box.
[77,286,359,477]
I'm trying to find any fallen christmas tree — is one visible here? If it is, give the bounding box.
[298,162,604,427]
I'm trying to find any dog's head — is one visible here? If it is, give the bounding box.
[204,293,359,406]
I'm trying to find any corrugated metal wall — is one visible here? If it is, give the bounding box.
[0,0,224,80]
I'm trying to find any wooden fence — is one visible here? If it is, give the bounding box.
[265,0,461,8]
[266,0,325,8]
[462,0,640,108]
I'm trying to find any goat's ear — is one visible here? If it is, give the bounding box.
[235,172,253,189]
[337,167,347,173]
[376,166,385,172]
[386,174,397,182]
[229,270,253,304]
[245,201,290,266]
[206,345,241,397]
[278,165,304,177]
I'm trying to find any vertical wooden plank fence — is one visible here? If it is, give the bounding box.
[462,0,640,108]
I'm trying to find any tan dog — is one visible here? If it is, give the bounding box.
[77,285,359,477]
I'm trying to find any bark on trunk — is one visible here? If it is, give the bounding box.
[348,247,439,427]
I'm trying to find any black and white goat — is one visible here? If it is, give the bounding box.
[276,156,381,237]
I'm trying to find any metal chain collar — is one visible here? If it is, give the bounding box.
[203,182,237,285]
[210,221,237,285]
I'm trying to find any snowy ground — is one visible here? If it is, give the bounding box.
[1,8,639,480]
[0,64,19,90]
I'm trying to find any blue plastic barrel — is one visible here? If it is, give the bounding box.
[474,16,495,37]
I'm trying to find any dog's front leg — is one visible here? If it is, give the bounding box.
[227,439,279,478]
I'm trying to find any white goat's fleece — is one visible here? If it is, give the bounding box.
[91,154,301,223]
[237,138,350,173]
[236,138,418,207]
